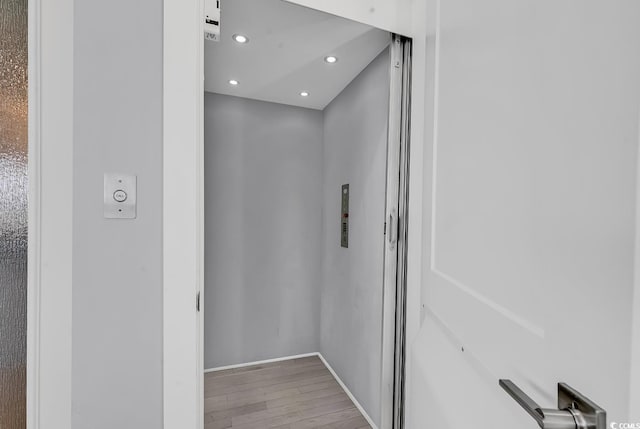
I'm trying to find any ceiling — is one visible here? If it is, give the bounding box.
[204,0,391,110]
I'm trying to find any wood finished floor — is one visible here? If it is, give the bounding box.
[204,355,372,429]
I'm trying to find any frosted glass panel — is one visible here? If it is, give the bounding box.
[0,0,28,426]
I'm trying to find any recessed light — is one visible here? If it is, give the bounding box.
[324,56,338,64]
[300,91,309,97]
[229,79,239,86]
[232,34,249,44]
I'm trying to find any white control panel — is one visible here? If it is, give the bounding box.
[204,0,220,41]
[104,173,137,219]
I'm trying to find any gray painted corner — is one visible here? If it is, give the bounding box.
[204,93,324,368]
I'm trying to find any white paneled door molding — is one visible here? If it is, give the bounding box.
[409,1,640,428]
[163,0,204,427]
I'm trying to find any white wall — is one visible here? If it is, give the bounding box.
[72,0,163,427]
[284,0,412,36]
[320,47,390,427]
[203,93,323,368]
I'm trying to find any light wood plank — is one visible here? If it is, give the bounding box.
[315,415,371,429]
[204,418,232,429]
[205,365,327,396]
[203,357,372,428]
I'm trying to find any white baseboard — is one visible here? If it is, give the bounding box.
[203,352,318,373]
[204,352,378,429]
[316,353,379,429]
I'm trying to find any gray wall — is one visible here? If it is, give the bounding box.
[204,93,324,368]
[320,47,390,427]
[72,0,163,427]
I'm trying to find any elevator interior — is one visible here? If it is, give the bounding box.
[203,1,393,427]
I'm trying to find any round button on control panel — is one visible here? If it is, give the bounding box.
[113,190,128,203]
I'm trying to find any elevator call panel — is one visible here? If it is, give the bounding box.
[341,184,349,248]
[104,173,137,219]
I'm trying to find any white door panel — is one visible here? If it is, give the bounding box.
[426,270,546,377]
[411,0,640,427]
[411,313,537,428]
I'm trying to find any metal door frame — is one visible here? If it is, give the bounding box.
[388,34,412,429]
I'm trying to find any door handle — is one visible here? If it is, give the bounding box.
[499,380,606,429]
[388,211,397,248]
